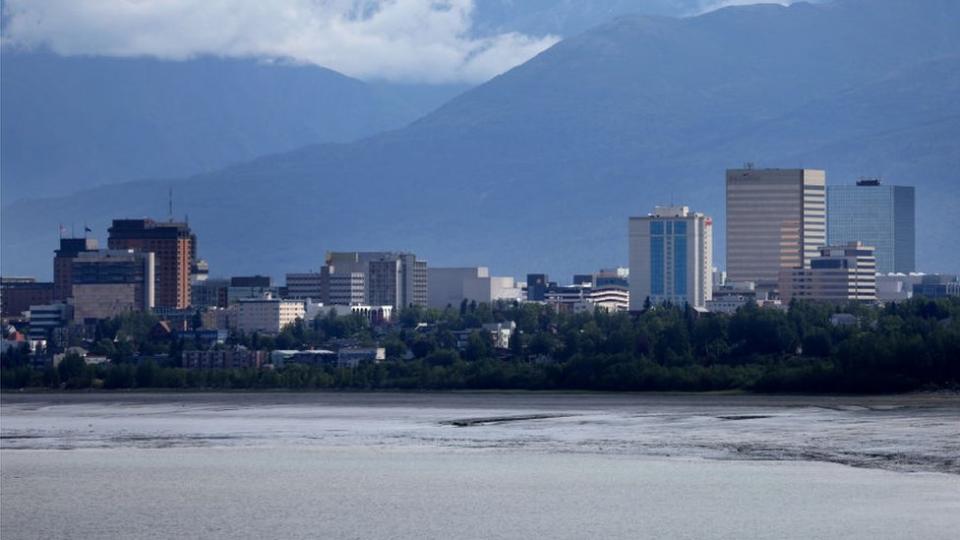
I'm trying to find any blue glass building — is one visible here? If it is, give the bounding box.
[629,206,712,310]
[827,180,915,274]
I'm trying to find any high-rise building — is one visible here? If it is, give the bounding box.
[629,206,713,310]
[191,278,229,309]
[70,249,155,321]
[53,237,99,301]
[108,219,193,308]
[285,273,323,300]
[778,242,877,303]
[827,179,915,274]
[726,168,826,285]
[324,252,427,308]
[325,270,367,306]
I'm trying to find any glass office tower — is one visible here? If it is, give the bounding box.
[827,179,915,274]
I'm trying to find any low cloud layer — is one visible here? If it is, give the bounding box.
[0,0,560,83]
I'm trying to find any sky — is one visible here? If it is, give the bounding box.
[0,0,788,84]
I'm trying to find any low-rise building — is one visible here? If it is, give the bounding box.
[594,267,629,288]
[1,278,55,319]
[452,321,517,351]
[236,294,305,335]
[876,273,924,302]
[779,242,877,303]
[174,329,228,347]
[483,321,516,349]
[428,267,522,309]
[337,347,386,368]
[707,281,757,314]
[305,302,393,325]
[270,349,337,367]
[912,274,960,299]
[182,349,267,369]
[27,303,73,343]
[152,307,201,332]
[542,284,629,313]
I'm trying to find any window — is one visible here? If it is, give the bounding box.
[674,237,687,295]
[650,237,664,295]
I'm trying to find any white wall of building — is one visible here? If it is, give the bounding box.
[236,298,305,334]
[428,267,521,309]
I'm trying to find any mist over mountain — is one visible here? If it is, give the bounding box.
[2,0,958,280]
[0,51,466,201]
[471,0,808,37]
[0,0,719,203]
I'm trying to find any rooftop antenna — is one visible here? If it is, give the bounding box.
[168,187,174,222]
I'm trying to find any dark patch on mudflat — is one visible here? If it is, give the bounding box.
[443,414,573,427]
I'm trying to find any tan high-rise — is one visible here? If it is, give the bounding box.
[725,168,826,285]
[108,219,193,308]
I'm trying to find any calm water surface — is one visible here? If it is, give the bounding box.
[2,392,959,539]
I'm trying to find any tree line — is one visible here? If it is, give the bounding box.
[2,297,958,393]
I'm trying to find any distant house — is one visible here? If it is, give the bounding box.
[182,349,267,369]
[150,321,173,341]
[270,349,336,367]
[174,329,228,348]
[829,313,858,327]
[337,347,385,368]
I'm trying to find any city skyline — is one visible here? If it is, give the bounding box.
[2,2,959,538]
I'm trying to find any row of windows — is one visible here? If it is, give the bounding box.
[649,220,688,235]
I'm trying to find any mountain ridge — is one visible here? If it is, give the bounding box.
[3,0,958,280]
[0,50,466,201]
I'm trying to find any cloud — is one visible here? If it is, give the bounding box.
[692,0,794,15]
[0,0,560,84]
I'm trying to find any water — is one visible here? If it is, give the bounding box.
[2,392,959,539]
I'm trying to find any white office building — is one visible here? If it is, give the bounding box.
[428,267,522,309]
[876,273,924,302]
[629,206,713,310]
[324,252,427,308]
[236,294,305,334]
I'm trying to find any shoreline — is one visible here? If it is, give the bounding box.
[3,388,959,409]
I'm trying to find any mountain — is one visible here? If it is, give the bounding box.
[471,0,799,37]
[0,51,465,201]
[3,0,959,281]
[472,0,703,36]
